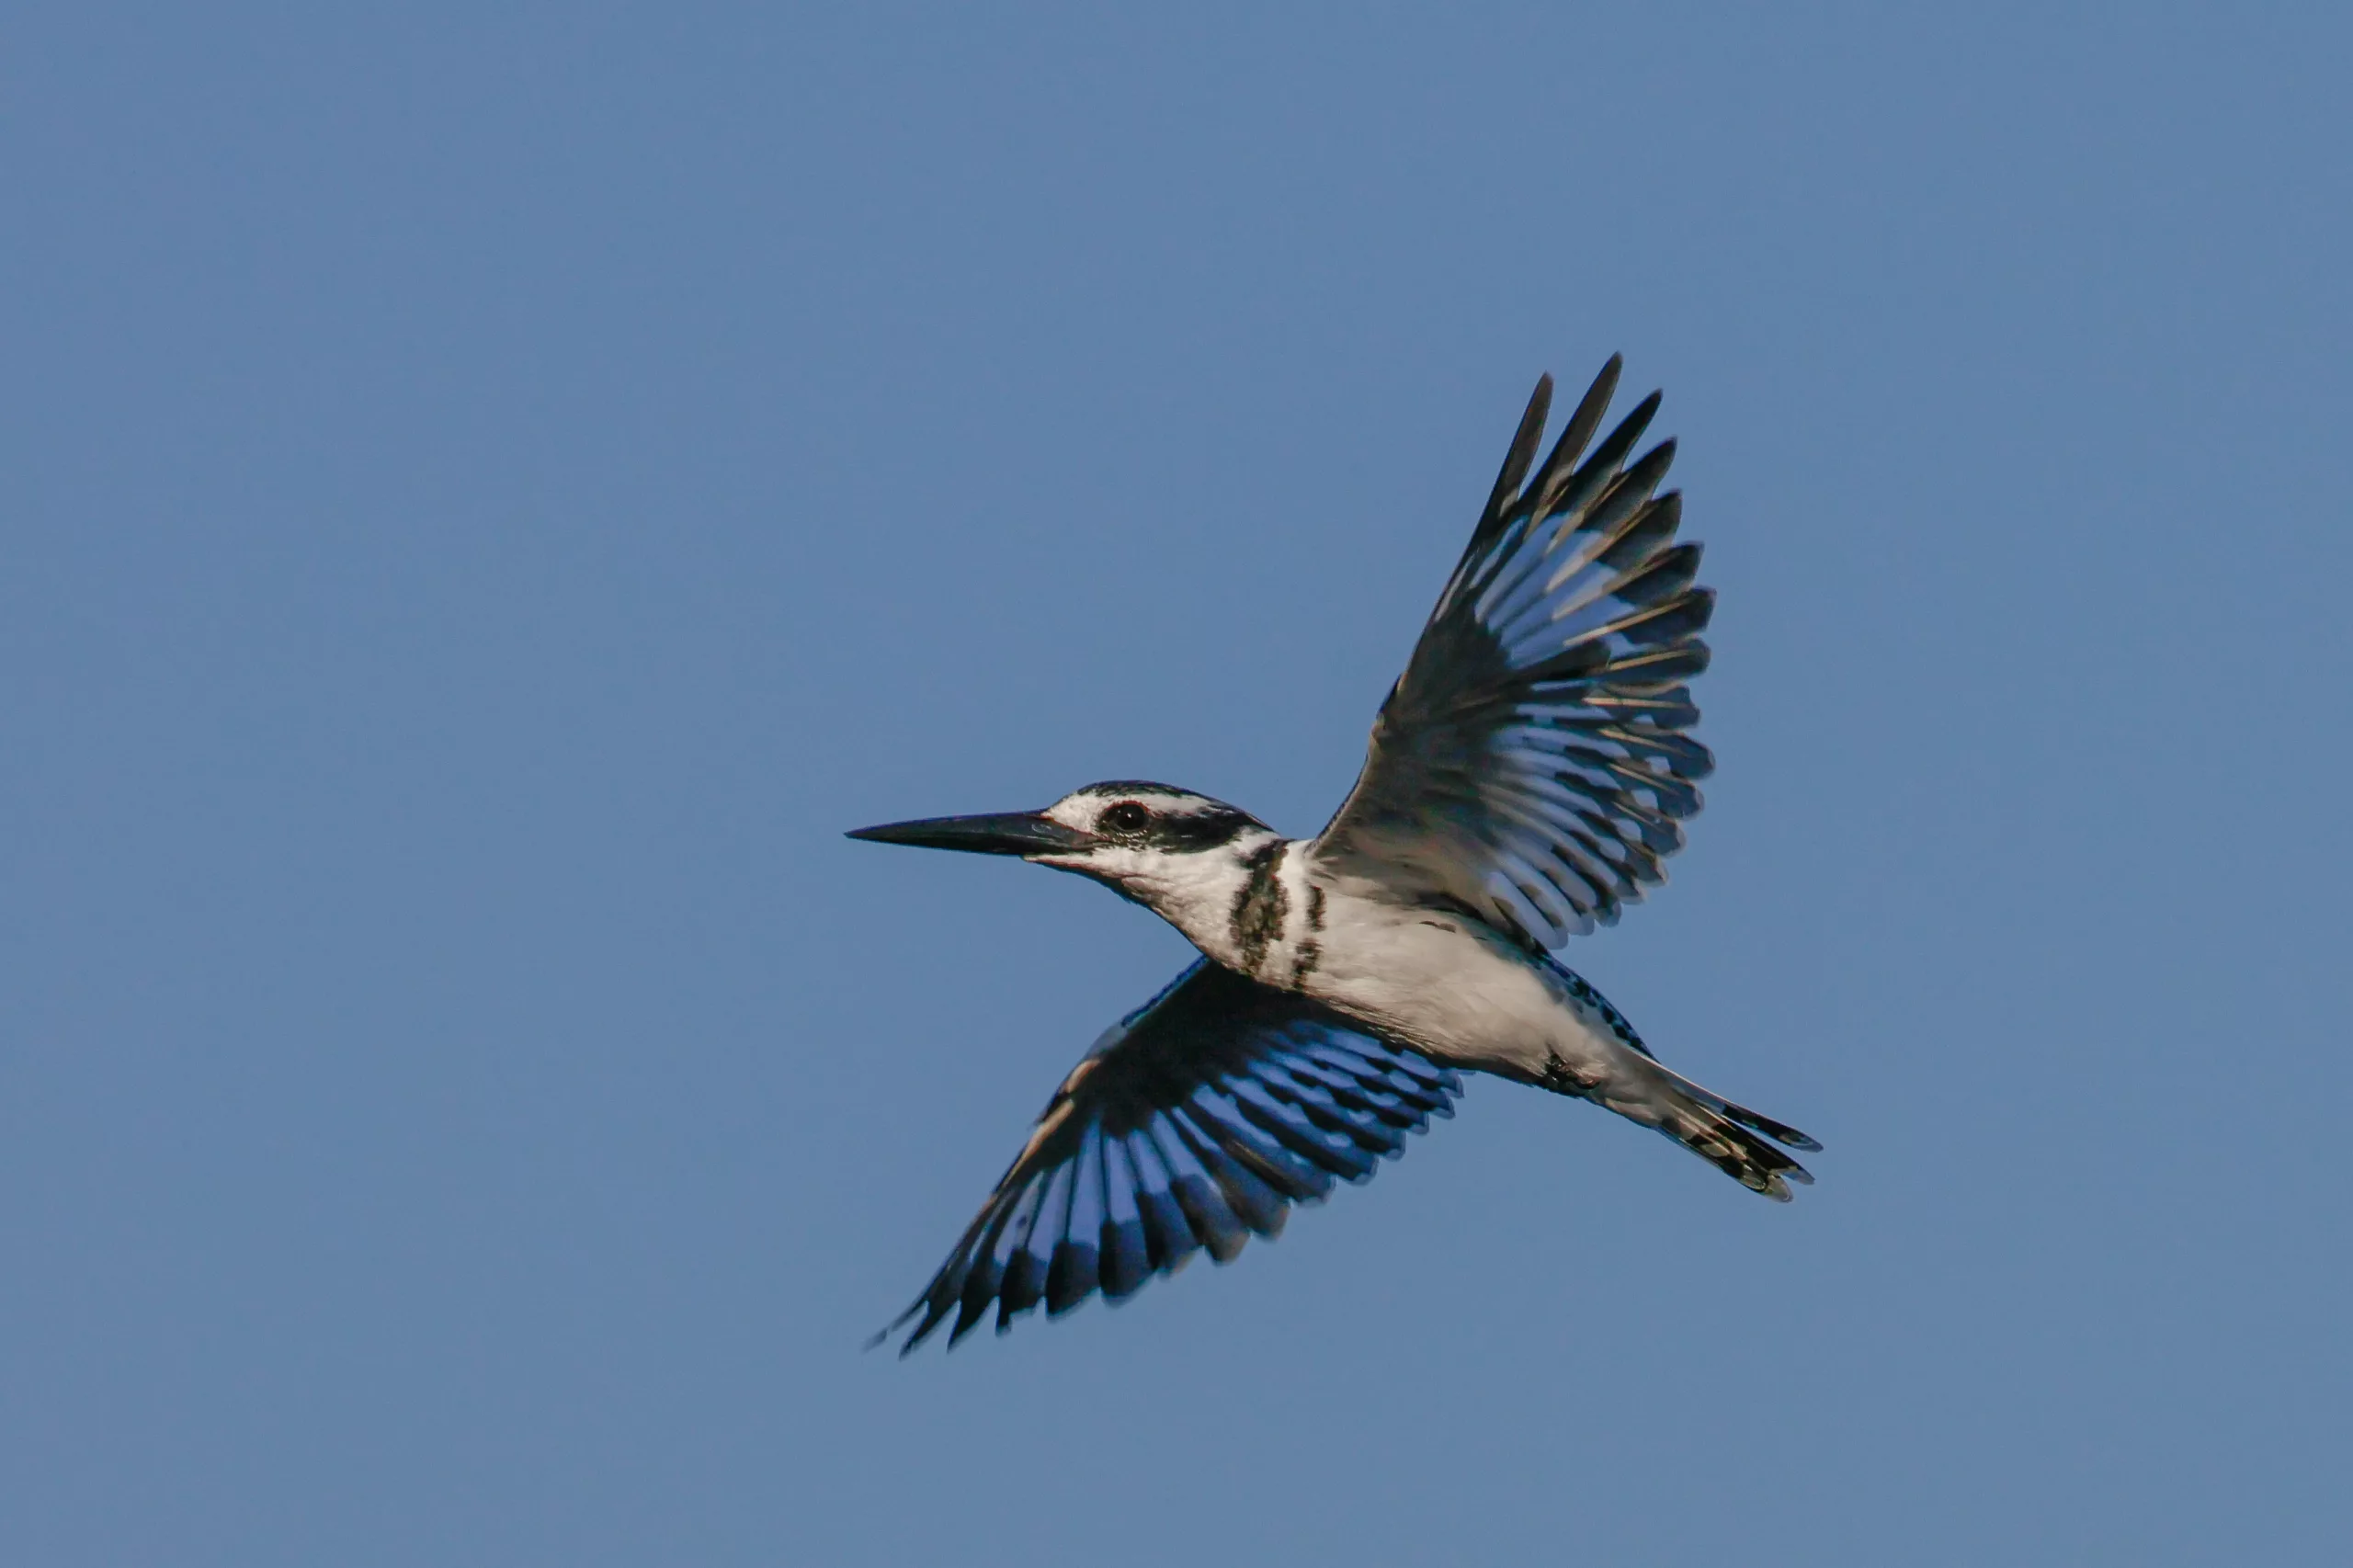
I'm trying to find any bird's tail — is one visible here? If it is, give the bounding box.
[1631,1065,1821,1201]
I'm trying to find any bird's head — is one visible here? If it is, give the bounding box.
[847,781,1279,931]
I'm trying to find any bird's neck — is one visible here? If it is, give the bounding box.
[1125,833,1327,989]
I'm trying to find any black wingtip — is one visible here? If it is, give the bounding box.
[1483,373,1555,521]
[1528,354,1631,514]
[864,1298,927,1357]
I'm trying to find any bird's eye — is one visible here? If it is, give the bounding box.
[1100,801,1151,834]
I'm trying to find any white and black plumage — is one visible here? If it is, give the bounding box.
[850,357,1818,1355]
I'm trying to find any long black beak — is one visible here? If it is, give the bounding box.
[845,810,1097,858]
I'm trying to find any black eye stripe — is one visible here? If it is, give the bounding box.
[1146,810,1252,852]
[1066,783,1267,852]
[1092,802,1252,852]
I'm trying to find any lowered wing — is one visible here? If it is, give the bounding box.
[1309,357,1714,948]
[875,959,1461,1355]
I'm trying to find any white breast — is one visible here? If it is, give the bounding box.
[1295,883,1632,1087]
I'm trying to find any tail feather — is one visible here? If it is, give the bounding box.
[1659,1102,1814,1200]
[1716,1099,1822,1154]
[1642,1067,1820,1200]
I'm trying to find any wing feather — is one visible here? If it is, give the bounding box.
[875,960,1462,1354]
[1311,358,1716,946]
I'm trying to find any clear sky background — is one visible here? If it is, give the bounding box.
[6,6,2349,1564]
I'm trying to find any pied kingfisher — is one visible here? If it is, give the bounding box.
[851,357,1818,1354]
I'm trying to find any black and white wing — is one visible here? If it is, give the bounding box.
[1309,357,1714,948]
[876,959,1461,1355]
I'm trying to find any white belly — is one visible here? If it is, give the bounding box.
[1296,896,1634,1087]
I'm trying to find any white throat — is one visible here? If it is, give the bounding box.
[1119,832,1325,988]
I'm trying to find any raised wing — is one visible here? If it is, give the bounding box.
[1309,357,1714,947]
[875,959,1461,1355]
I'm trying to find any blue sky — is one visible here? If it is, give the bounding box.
[6,6,2349,1564]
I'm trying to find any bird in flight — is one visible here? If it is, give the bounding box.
[850,356,1817,1355]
